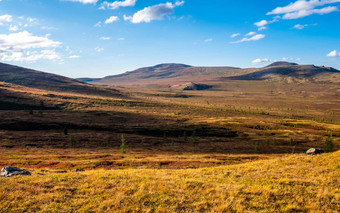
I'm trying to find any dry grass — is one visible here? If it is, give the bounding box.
[0,151,339,212]
[0,80,339,212]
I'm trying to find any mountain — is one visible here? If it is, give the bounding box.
[227,64,340,83]
[78,63,242,86]
[78,62,340,86]
[0,62,121,96]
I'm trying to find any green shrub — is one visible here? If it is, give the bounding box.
[325,134,334,153]
[254,142,260,152]
[183,131,187,141]
[191,130,199,145]
[63,128,68,135]
[69,135,76,147]
[120,134,127,154]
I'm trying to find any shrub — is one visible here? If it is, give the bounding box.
[254,142,260,152]
[63,128,68,135]
[120,134,127,154]
[325,134,334,153]
[69,135,76,147]
[183,131,187,141]
[191,130,199,145]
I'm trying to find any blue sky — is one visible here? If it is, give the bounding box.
[0,0,339,78]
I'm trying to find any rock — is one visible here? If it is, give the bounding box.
[0,167,31,177]
[306,148,324,155]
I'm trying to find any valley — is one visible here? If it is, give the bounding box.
[0,62,339,212]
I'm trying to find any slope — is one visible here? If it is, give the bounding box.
[227,62,340,83]
[0,62,121,96]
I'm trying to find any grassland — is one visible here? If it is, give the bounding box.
[0,151,339,212]
[0,79,339,212]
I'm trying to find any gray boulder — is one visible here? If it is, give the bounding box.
[0,167,31,177]
[306,148,324,155]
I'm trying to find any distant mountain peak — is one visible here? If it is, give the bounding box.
[267,61,298,67]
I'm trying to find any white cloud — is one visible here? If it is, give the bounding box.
[117,37,125,41]
[105,16,119,24]
[231,33,240,38]
[204,38,213,42]
[9,25,19,31]
[0,31,60,51]
[254,20,268,27]
[0,31,61,62]
[293,24,309,29]
[252,58,272,64]
[94,21,102,27]
[0,14,12,23]
[94,46,104,52]
[282,57,301,61]
[283,6,338,19]
[254,16,280,30]
[231,34,266,44]
[100,36,111,40]
[100,0,136,10]
[245,31,256,36]
[267,0,340,19]
[69,55,80,59]
[123,15,131,21]
[64,0,98,4]
[124,1,184,24]
[326,50,340,57]
[0,50,60,62]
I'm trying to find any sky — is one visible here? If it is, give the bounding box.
[0,0,339,78]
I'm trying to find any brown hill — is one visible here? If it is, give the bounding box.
[82,63,242,86]
[0,62,121,97]
[226,64,340,83]
[78,62,340,86]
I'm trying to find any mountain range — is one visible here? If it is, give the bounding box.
[0,61,339,93]
[77,62,340,88]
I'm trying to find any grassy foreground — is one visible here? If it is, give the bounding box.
[1,151,339,212]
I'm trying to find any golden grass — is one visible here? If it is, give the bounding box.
[1,151,339,212]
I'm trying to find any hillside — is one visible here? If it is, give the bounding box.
[1,150,339,212]
[80,63,242,86]
[78,62,340,87]
[227,62,340,83]
[0,63,121,97]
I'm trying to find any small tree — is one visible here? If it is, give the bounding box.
[69,135,76,147]
[120,134,127,154]
[254,141,260,152]
[325,134,334,153]
[63,127,68,135]
[183,131,187,141]
[191,130,199,146]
